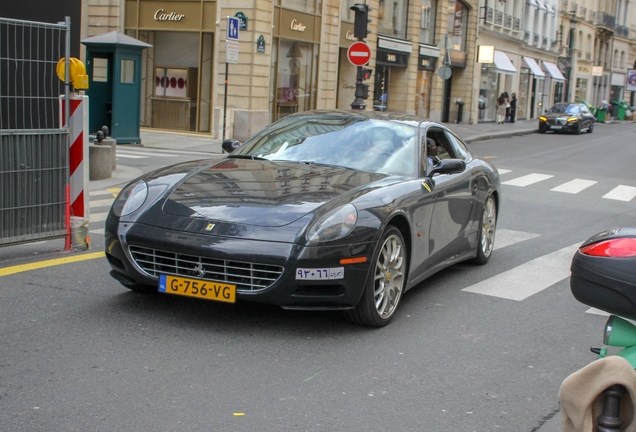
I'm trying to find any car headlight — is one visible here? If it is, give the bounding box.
[306,204,357,244]
[539,116,547,122]
[111,180,148,217]
[567,117,579,122]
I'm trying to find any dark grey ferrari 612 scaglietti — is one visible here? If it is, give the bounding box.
[105,110,500,327]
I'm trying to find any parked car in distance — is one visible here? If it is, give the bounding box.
[539,102,596,134]
[104,110,500,327]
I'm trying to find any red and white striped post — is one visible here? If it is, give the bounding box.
[60,94,90,250]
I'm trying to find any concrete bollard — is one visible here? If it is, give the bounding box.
[102,138,116,170]
[89,144,113,180]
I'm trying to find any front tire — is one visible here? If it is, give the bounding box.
[588,123,594,133]
[345,226,407,327]
[472,194,497,265]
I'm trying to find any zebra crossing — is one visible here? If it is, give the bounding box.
[499,169,636,202]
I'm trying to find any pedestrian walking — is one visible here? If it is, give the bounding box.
[496,93,507,124]
[509,93,517,123]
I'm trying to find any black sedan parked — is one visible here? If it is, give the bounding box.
[105,110,500,327]
[538,102,596,134]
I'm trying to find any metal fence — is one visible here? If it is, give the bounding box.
[0,17,70,246]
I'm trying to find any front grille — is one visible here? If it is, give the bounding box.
[129,246,284,292]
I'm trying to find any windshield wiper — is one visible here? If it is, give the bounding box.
[227,154,267,160]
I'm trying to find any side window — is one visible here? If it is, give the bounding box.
[445,131,470,160]
[581,105,590,114]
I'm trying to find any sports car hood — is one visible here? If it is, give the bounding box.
[162,158,387,227]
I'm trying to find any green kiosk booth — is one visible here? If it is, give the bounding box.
[82,32,151,144]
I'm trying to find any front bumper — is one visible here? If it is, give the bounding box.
[539,119,579,132]
[105,222,376,310]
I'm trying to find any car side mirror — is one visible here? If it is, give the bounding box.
[428,159,466,176]
[222,139,241,153]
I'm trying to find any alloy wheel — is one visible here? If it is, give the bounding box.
[480,196,497,258]
[373,234,406,319]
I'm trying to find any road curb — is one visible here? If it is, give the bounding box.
[464,129,538,144]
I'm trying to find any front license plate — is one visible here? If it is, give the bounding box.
[551,125,562,129]
[159,274,236,303]
[296,267,344,280]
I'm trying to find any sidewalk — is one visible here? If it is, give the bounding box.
[133,119,541,154]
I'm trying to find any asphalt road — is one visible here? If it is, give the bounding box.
[1,123,635,431]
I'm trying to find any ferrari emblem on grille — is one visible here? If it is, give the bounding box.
[194,263,206,278]
[205,223,216,231]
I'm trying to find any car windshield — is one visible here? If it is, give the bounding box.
[233,115,418,176]
[549,104,580,114]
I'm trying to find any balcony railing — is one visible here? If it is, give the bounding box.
[485,6,493,23]
[588,10,596,22]
[495,10,503,25]
[542,36,548,48]
[524,30,530,42]
[596,11,616,30]
[505,14,512,29]
[586,52,591,60]
[513,17,521,31]
[533,33,540,45]
[617,25,629,38]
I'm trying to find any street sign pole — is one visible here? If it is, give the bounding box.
[223,17,240,141]
[347,41,371,110]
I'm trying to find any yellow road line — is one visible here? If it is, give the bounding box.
[0,251,105,276]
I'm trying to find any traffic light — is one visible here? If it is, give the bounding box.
[355,83,369,100]
[361,67,372,80]
[351,4,371,40]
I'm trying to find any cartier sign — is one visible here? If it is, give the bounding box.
[290,19,306,32]
[154,9,185,21]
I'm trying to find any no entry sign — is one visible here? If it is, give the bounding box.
[347,41,371,66]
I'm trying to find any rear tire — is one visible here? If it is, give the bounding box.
[345,226,407,327]
[472,194,497,265]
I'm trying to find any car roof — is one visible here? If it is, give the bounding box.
[283,109,446,130]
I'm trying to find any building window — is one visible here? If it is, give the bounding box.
[279,0,322,15]
[378,0,410,39]
[419,0,437,44]
[340,0,357,21]
[447,0,468,51]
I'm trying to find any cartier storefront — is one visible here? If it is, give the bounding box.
[125,0,217,132]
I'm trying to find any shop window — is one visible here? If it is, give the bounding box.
[378,0,409,39]
[447,0,467,51]
[272,39,317,122]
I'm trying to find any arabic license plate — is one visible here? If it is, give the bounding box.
[296,267,344,280]
[551,125,562,129]
[159,275,236,303]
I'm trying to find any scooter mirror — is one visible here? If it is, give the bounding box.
[604,315,636,347]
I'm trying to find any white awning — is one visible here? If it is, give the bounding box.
[542,61,566,81]
[612,73,626,86]
[535,0,548,11]
[493,50,517,75]
[523,57,546,77]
